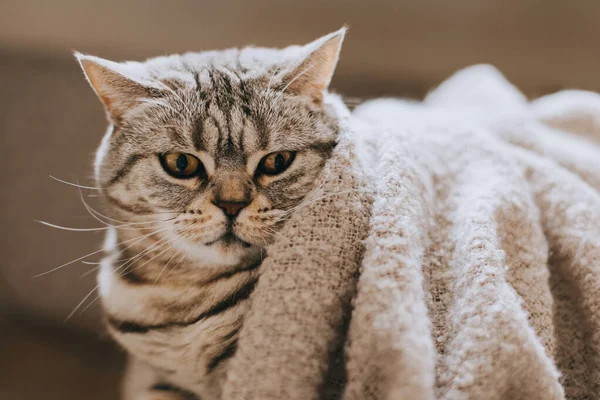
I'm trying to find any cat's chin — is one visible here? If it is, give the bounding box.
[172,236,262,269]
[205,232,252,248]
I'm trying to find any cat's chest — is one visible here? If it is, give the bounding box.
[110,313,242,394]
[98,261,256,394]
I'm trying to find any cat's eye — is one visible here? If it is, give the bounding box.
[160,152,203,178]
[257,151,296,176]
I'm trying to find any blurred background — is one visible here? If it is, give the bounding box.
[1,1,599,398]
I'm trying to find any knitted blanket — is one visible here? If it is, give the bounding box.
[221,65,600,400]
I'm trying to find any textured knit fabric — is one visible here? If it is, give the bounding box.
[221,66,600,400]
[221,96,373,400]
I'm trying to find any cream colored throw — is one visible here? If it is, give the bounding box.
[221,65,600,400]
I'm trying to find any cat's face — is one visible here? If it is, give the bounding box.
[80,29,344,268]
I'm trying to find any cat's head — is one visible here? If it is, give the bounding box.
[78,28,345,269]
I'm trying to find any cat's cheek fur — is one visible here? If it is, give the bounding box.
[95,125,115,181]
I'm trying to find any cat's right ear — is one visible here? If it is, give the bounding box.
[75,52,150,123]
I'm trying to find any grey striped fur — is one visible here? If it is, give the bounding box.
[78,28,346,399]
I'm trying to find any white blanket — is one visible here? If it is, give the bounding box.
[222,65,600,400]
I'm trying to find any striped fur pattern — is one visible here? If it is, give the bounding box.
[78,29,346,399]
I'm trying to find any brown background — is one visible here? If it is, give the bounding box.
[1,1,599,399]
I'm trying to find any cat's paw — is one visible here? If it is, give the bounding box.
[135,392,193,400]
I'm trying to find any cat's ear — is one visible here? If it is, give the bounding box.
[282,27,346,104]
[75,52,151,122]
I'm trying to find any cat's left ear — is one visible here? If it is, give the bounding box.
[75,52,152,123]
[282,27,346,104]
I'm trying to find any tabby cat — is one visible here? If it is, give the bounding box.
[78,28,345,399]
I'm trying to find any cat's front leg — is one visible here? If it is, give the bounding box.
[122,356,197,400]
[130,385,196,400]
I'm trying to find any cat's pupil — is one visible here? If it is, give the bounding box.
[274,154,285,171]
[176,154,188,172]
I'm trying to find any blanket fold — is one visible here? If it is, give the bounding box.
[222,65,600,400]
[222,99,373,400]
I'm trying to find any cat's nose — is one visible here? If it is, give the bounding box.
[214,201,248,217]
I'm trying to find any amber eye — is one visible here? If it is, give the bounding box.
[160,153,203,178]
[257,151,296,176]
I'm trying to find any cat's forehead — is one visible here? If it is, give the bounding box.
[114,43,337,164]
[142,45,307,80]
[126,66,318,165]
[189,79,317,163]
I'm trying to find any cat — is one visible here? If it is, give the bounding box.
[77,27,346,399]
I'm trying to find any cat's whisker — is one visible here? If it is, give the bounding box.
[78,188,123,226]
[163,246,189,282]
[36,220,116,232]
[154,249,181,285]
[115,235,173,277]
[112,229,177,272]
[114,220,193,279]
[76,181,179,230]
[153,232,192,286]
[33,226,170,278]
[104,218,174,229]
[79,265,100,278]
[80,231,174,280]
[254,235,270,259]
[257,225,287,242]
[79,255,133,278]
[142,210,187,216]
[109,245,162,265]
[77,293,101,317]
[118,237,176,279]
[65,284,99,322]
[50,175,103,190]
[79,188,179,227]
[70,223,189,321]
[35,219,170,232]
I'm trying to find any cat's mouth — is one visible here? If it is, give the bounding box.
[206,232,252,248]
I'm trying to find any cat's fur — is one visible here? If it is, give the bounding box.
[78,28,346,399]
